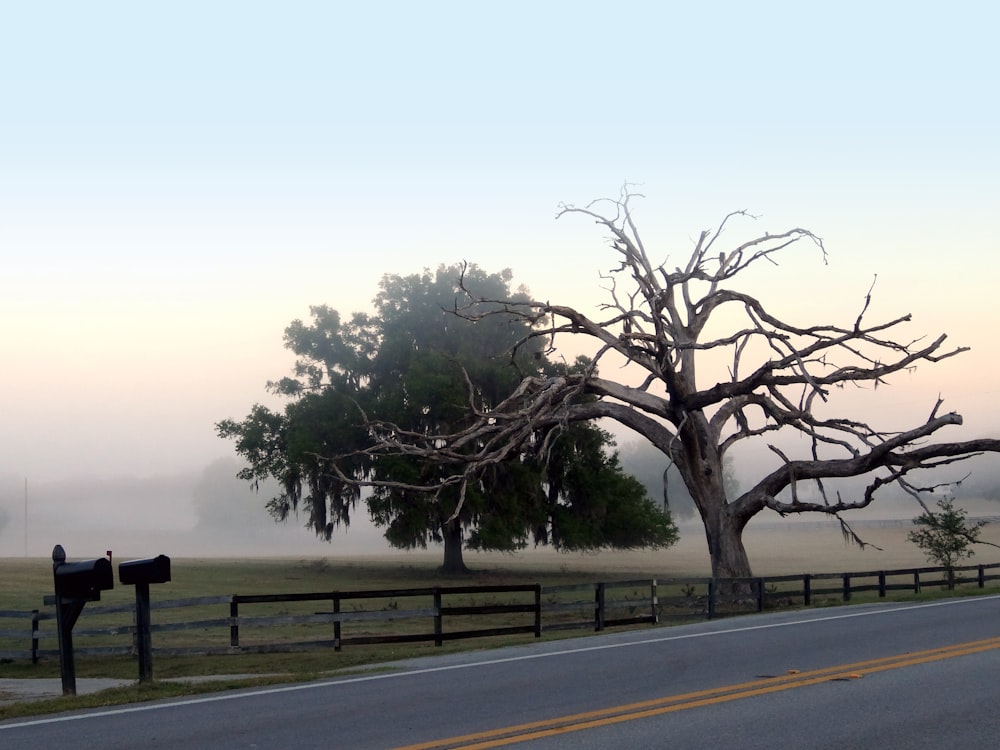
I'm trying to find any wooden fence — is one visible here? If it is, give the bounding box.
[2,562,999,662]
[0,609,43,663]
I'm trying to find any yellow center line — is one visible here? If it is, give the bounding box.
[392,636,1000,750]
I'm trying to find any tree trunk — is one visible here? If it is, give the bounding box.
[705,511,754,580]
[441,520,470,575]
[672,411,754,580]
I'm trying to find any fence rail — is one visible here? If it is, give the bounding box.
[2,562,998,662]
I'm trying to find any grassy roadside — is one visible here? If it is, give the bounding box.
[3,552,999,721]
[5,586,999,723]
[0,675,316,722]
[1,556,664,671]
[0,555,667,721]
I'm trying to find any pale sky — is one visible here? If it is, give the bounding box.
[2,2,999,539]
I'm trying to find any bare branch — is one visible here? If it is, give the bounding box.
[312,187,1000,579]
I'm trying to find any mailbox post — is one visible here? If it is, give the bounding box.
[118,555,171,682]
[50,544,114,695]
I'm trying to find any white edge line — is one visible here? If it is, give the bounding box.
[4,593,999,730]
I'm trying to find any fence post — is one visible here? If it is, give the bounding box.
[229,597,239,649]
[913,571,921,594]
[433,588,443,646]
[979,565,985,589]
[842,574,851,602]
[707,579,716,620]
[651,579,659,624]
[333,593,341,652]
[755,578,765,612]
[533,584,542,638]
[803,575,812,606]
[878,572,887,598]
[594,583,606,631]
[31,609,40,664]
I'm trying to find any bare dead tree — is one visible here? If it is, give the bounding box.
[332,187,1000,579]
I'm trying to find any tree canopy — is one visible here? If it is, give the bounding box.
[323,189,1000,579]
[218,262,677,572]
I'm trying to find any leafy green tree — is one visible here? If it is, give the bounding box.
[907,498,989,588]
[540,424,678,550]
[218,263,678,572]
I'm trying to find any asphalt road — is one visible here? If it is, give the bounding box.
[4,595,1000,748]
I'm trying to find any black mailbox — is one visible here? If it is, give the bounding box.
[54,557,114,601]
[119,555,171,585]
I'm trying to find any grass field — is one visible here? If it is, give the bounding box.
[7,518,997,605]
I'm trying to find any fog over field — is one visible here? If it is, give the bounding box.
[2,453,999,573]
[0,459,386,560]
